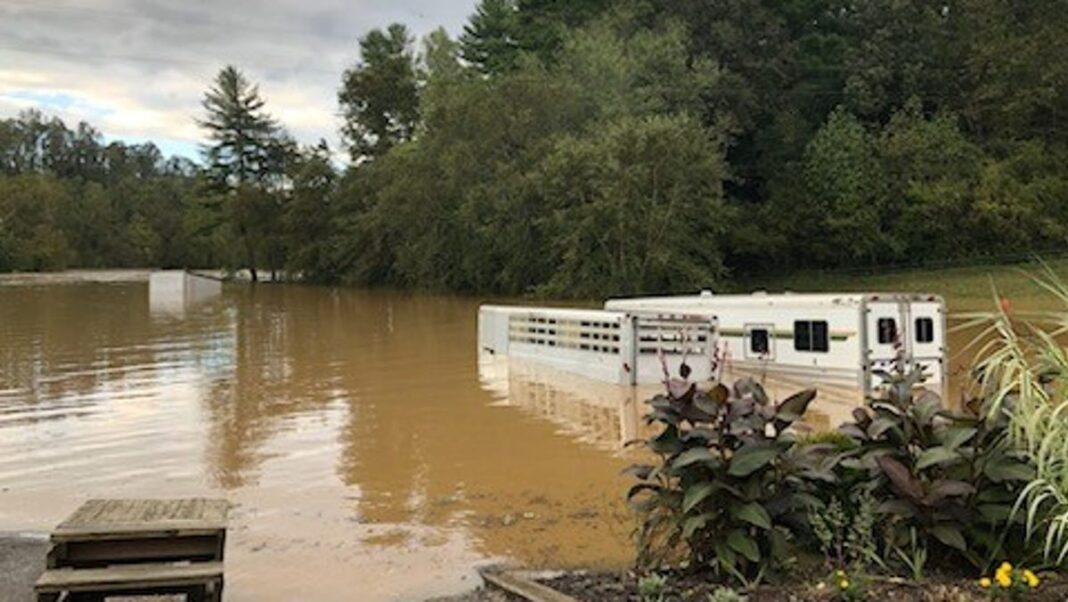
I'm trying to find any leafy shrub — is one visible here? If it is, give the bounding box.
[707,586,748,602]
[838,366,1034,572]
[638,573,668,602]
[627,375,831,584]
[808,491,881,573]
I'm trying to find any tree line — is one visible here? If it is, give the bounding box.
[3,0,1068,295]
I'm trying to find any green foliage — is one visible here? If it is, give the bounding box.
[961,266,1068,566]
[822,568,866,602]
[338,24,420,161]
[706,585,748,602]
[460,0,520,75]
[198,66,297,280]
[627,375,826,584]
[637,573,667,602]
[808,492,881,573]
[12,0,1068,291]
[330,19,729,296]
[0,111,231,272]
[839,367,1035,571]
[535,113,727,298]
[199,66,290,189]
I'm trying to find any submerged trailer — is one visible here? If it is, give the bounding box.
[478,306,719,385]
[604,291,946,425]
[479,290,947,429]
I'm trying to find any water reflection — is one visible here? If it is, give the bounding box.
[148,271,223,316]
[478,354,650,452]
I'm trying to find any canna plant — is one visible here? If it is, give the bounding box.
[626,371,834,584]
[839,364,1034,572]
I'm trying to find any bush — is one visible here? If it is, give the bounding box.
[837,365,1034,573]
[627,373,833,584]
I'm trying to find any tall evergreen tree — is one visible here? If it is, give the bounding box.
[199,66,286,189]
[199,65,292,281]
[338,24,420,162]
[460,0,520,75]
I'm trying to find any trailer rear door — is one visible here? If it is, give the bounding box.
[908,300,946,390]
[865,299,906,392]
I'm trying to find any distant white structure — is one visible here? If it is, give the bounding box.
[149,270,222,315]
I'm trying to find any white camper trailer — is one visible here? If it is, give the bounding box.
[604,291,946,424]
[478,291,946,429]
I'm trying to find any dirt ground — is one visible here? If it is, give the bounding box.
[541,570,1068,602]
[428,589,523,602]
[0,534,49,602]
[0,532,520,602]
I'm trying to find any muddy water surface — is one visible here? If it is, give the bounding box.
[0,283,631,601]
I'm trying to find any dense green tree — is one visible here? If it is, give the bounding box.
[283,142,338,280]
[338,24,420,161]
[0,111,229,273]
[460,0,520,75]
[9,1,1068,295]
[514,0,611,61]
[800,108,891,266]
[537,114,727,297]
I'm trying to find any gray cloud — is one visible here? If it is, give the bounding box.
[0,0,476,158]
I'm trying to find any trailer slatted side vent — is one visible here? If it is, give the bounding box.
[508,314,623,354]
[637,316,712,356]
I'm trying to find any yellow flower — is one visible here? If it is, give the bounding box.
[998,561,1013,574]
[979,577,991,589]
[835,569,846,578]
[1023,569,1040,588]
[996,572,1012,588]
[839,579,850,589]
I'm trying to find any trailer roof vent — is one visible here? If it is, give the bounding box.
[699,289,714,298]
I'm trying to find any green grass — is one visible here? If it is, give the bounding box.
[732,258,1068,311]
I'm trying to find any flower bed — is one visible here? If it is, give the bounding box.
[535,570,1068,602]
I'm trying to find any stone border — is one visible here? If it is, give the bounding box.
[478,568,580,602]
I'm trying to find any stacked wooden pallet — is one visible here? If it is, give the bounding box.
[35,498,227,602]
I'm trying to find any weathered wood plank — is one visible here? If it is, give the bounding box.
[479,569,580,602]
[35,561,223,593]
[54,499,228,542]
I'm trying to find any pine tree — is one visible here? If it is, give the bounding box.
[460,0,520,75]
[199,66,284,189]
[338,24,420,162]
[199,66,292,281]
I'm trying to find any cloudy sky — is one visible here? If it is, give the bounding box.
[0,0,477,160]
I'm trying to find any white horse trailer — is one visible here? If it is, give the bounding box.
[604,291,946,427]
[478,306,719,386]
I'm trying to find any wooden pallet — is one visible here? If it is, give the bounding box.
[36,498,228,601]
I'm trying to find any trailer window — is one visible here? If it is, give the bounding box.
[794,320,829,352]
[750,329,770,355]
[915,317,935,343]
[877,318,897,345]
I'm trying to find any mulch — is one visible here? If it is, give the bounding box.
[538,570,1068,601]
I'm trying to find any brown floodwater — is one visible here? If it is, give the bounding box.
[0,269,1059,600]
[0,281,633,601]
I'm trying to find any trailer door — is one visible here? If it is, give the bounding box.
[865,299,906,391]
[908,300,946,391]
